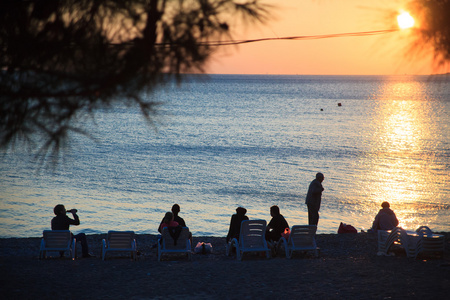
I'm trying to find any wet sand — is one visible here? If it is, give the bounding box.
[1,232,449,299]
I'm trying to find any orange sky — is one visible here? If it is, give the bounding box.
[205,0,449,75]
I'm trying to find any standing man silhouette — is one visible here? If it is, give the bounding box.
[305,173,325,226]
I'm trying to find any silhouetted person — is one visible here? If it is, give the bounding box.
[158,211,187,246]
[171,204,186,227]
[158,204,187,232]
[266,205,289,242]
[158,212,179,232]
[159,204,193,244]
[226,207,249,243]
[305,172,325,226]
[371,202,399,231]
[51,204,93,258]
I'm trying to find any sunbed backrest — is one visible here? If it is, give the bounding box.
[162,227,190,250]
[290,225,317,248]
[240,220,266,249]
[43,230,72,248]
[108,231,134,249]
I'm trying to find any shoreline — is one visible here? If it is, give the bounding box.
[1,232,449,299]
[1,232,449,260]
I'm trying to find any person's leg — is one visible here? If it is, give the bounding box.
[265,230,276,242]
[308,204,319,226]
[307,204,314,225]
[265,231,278,256]
[307,206,312,225]
[74,233,90,257]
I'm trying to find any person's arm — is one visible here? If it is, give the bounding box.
[226,215,236,242]
[266,218,274,231]
[372,213,380,230]
[176,216,186,227]
[284,218,289,231]
[158,218,164,233]
[159,222,168,232]
[310,182,324,195]
[392,213,399,227]
[67,209,80,226]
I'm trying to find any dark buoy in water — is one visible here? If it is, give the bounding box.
[338,103,342,107]
[320,108,323,111]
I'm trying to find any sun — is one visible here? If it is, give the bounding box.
[397,11,415,29]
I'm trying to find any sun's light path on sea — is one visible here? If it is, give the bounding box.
[362,79,445,231]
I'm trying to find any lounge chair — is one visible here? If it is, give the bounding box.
[415,226,445,258]
[39,230,76,260]
[227,220,270,261]
[416,226,433,236]
[399,228,421,258]
[378,227,423,258]
[102,231,137,261]
[278,225,319,258]
[377,227,402,256]
[157,227,192,261]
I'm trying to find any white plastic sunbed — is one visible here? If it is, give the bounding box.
[157,227,192,261]
[102,231,137,261]
[278,225,319,258]
[227,220,270,261]
[39,230,76,260]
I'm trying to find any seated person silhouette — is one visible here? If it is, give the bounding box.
[266,205,289,243]
[370,201,399,232]
[159,212,179,231]
[159,204,186,232]
[226,207,249,243]
[159,204,192,244]
[159,212,183,245]
[171,204,186,227]
[51,204,94,258]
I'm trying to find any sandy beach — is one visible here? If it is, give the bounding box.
[1,232,449,299]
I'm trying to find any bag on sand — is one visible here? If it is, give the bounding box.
[194,242,213,254]
[338,222,357,234]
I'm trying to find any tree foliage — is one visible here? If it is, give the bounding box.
[0,0,271,161]
[411,0,450,65]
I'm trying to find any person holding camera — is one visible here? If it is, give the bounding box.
[51,204,94,258]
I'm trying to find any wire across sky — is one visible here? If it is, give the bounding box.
[189,29,400,47]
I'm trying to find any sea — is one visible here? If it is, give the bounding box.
[1,74,449,238]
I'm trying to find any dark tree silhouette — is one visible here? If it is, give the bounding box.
[0,0,271,162]
[411,0,450,66]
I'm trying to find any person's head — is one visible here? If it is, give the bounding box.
[236,207,247,215]
[381,202,390,208]
[171,204,180,216]
[316,172,324,182]
[270,205,280,217]
[163,212,174,224]
[53,204,66,216]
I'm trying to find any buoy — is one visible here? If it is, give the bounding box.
[320,108,323,111]
[338,103,342,107]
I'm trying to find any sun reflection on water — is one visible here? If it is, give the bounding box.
[362,78,445,230]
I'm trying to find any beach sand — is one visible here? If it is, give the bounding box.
[1,232,449,299]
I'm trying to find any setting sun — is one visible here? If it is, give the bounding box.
[397,11,415,29]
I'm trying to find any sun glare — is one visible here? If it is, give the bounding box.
[397,11,415,29]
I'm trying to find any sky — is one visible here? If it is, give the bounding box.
[205,0,449,75]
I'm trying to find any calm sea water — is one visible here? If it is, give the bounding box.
[1,75,449,238]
